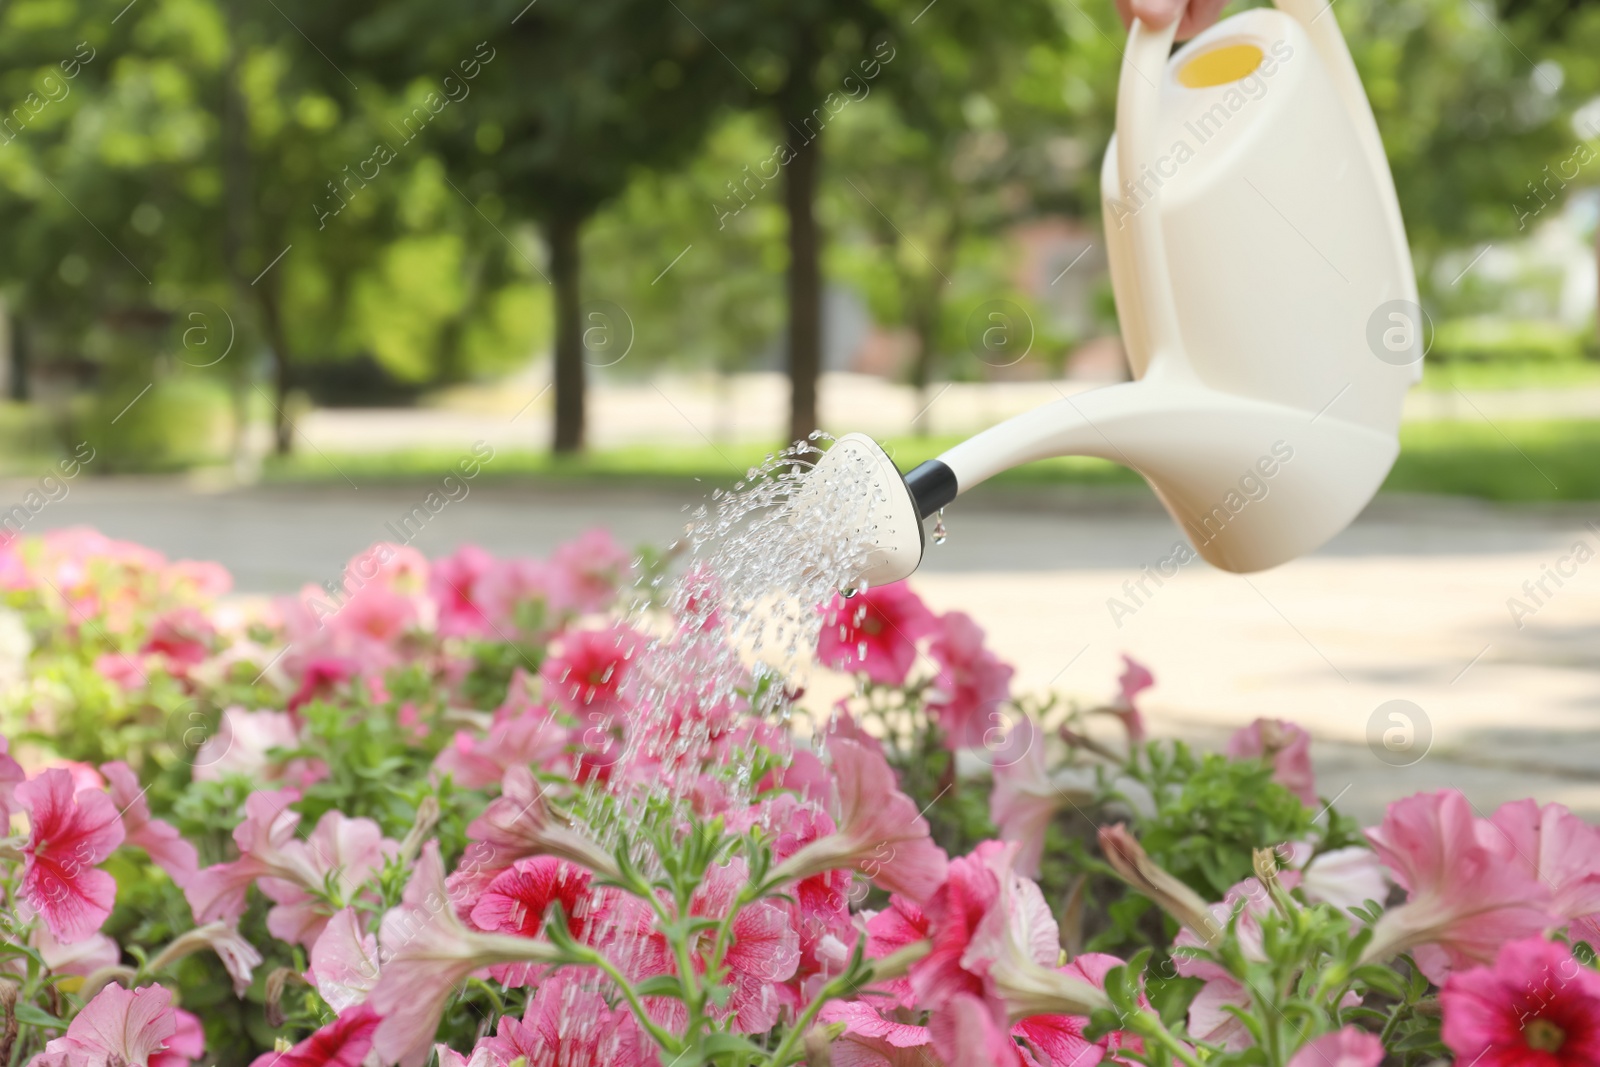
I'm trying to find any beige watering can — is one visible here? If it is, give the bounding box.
[813,0,1421,588]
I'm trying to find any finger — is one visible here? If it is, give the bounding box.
[1114,0,1137,30]
[1129,0,1186,27]
[1175,0,1233,39]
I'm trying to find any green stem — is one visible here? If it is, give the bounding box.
[764,972,855,1066]
[1138,1013,1208,1067]
[578,947,682,1054]
[466,977,504,1018]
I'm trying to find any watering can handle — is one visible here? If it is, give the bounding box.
[1115,16,1183,369]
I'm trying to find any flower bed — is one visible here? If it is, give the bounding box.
[0,526,1590,1066]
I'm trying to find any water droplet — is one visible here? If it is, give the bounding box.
[932,508,948,545]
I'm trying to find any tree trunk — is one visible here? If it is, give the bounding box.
[780,101,822,445]
[549,213,585,453]
[9,315,28,402]
[256,280,294,456]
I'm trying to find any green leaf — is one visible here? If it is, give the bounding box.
[633,975,686,998]
[14,1002,66,1029]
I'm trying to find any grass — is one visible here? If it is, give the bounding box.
[1419,359,1600,391]
[261,418,1600,503]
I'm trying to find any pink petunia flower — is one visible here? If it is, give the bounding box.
[259,810,398,949]
[39,984,192,1067]
[818,998,935,1064]
[433,702,568,791]
[1107,654,1154,744]
[0,735,25,827]
[816,584,936,687]
[369,842,566,1067]
[649,858,800,1034]
[139,606,215,671]
[1364,790,1557,982]
[100,761,199,888]
[540,624,643,722]
[247,1004,381,1067]
[429,543,499,638]
[309,907,381,1012]
[1442,937,1600,1067]
[1225,718,1317,806]
[547,527,631,617]
[1485,799,1600,945]
[469,857,594,986]
[768,738,948,902]
[18,769,125,943]
[926,611,1015,751]
[472,558,557,638]
[185,789,308,925]
[927,992,1024,1067]
[1286,1028,1385,1067]
[476,971,656,1066]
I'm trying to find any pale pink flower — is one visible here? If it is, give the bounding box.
[1364,790,1557,982]
[989,717,1094,878]
[1441,936,1600,1067]
[18,769,125,943]
[247,1004,380,1067]
[164,558,233,600]
[39,984,188,1067]
[1226,718,1317,806]
[1173,873,1295,1049]
[95,651,151,691]
[37,761,106,793]
[309,908,381,1012]
[547,527,631,616]
[261,810,399,949]
[816,584,937,686]
[370,842,568,1067]
[769,738,948,902]
[100,761,199,887]
[1287,1028,1385,1067]
[927,992,1024,1067]
[147,921,262,998]
[1294,845,1388,914]
[33,927,119,979]
[1486,798,1600,944]
[193,707,324,788]
[926,611,1014,751]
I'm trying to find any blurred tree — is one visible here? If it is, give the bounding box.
[307,0,733,453]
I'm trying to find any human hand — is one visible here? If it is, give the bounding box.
[1114,0,1232,40]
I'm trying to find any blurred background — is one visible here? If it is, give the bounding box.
[1,0,1599,819]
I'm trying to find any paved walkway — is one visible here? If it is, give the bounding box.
[296,372,1600,455]
[13,476,1600,823]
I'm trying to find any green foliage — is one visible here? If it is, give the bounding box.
[1431,315,1590,362]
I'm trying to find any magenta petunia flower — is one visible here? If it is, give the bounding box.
[1364,790,1558,981]
[247,1004,380,1067]
[547,526,632,617]
[1225,718,1317,806]
[18,769,125,944]
[1442,937,1600,1067]
[816,583,936,687]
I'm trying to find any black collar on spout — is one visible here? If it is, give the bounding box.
[904,459,958,520]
